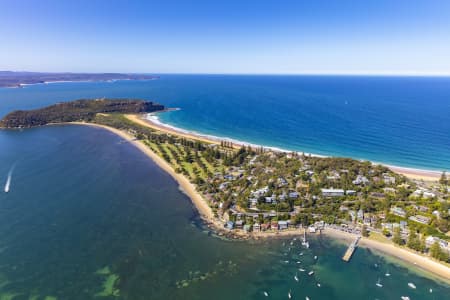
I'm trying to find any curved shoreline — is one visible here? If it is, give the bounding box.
[65,121,450,283]
[134,113,444,181]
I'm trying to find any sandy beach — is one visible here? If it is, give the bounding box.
[65,120,450,284]
[126,113,443,181]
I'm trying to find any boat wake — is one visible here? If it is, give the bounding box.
[4,164,16,193]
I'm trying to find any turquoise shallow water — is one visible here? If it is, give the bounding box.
[0,125,448,299]
[0,75,449,170]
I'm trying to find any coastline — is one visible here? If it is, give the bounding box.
[322,227,450,283]
[66,120,450,284]
[129,113,444,181]
[68,122,220,229]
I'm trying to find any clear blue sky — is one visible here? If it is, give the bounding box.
[1,0,450,75]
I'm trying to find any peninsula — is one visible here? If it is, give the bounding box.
[1,99,449,281]
[0,71,158,88]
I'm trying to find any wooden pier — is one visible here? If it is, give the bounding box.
[342,236,360,262]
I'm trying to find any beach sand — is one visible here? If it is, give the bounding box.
[126,114,442,181]
[66,120,449,284]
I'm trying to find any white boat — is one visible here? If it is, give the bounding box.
[408,282,416,289]
[284,260,289,263]
[263,291,269,297]
[296,261,302,264]
[298,268,305,272]
[385,272,391,277]
[401,297,410,300]
[288,290,292,299]
[429,288,432,293]
[306,297,310,300]
[294,274,299,282]
[314,256,317,260]
[317,283,321,287]
[308,271,314,276]
[299,252,304,256]
[376,278,383,288]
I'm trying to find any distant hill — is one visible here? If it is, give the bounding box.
[0,99,164,128]
[0,71,158,87]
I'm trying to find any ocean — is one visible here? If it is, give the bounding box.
[0,126,448,299]
[0,75,449,171]
[0,76,449,299]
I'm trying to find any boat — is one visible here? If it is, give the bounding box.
[429,288,433,293]
[317,283,321,287]
[385,272,391,277]
[296,261,301,264]
[263,291,269,297]
[376,278,383,288]
[401,297,410,300]
[299,252,304,256]
[306,297,310,300]
[308,271,314,276]
[294,273,299,282]
[288,290,292,299]
[408,282,416,289]
[314,255,317,260]
[298,268,305,272]
[284,260,289,263]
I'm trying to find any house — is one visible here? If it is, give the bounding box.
[382,173,396,185]
[223,174,235,181]
[357,209,364,220]
[243,224,251,232]
[271,221,279,230]
[265,196,276,203]
[346,190,357,195]
[226,221,234,230]
[278,221,288,230]
[321,188,345,197]
[289,192,299,199]
[249,197,258,207]
[409,215,430,225]
[253,223,261,232]
[390,206,406,217]
[370,192,385,198]
[425,236,449,249]
[235,220,244,228]
[277,177,288,187]
[353,175,369,185]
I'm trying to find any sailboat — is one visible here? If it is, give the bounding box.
[308,271,314,276]
[408,282,416,289]
[294,273,299,282]
[317,283,321,287]
[288,290,292,299]
[376,278,383,287]
[385,270,391,277]
[263,291,269,297]
[298,268,305,272]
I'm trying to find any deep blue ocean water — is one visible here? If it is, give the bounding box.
[0,75,449,170]
[0,78,449,299]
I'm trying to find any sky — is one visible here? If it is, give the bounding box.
[1,0,450,75]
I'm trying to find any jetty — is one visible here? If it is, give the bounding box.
[342,236,360,262]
